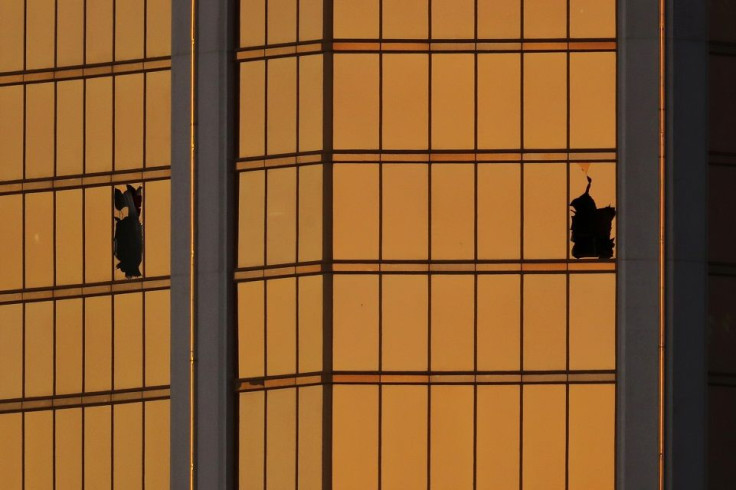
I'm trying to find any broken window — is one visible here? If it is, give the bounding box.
[570,176,616,259]
[113,185,143,278]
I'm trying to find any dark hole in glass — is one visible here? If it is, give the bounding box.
[570,176,616,259]
[113,184,143,278]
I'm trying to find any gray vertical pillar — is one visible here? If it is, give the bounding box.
[666,0,708,488]
[172,0,236,488]
[617,0,662,487]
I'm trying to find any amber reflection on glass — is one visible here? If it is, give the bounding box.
[239,61,266,157]
[268,58,297,154]
[26,0,54,70]
[58,0,84,67]
[334,275,379,370]
[114,293,143,389]
[85,186,113,283]
[298,275,323,373]
[382,385,428,490]
[569,385,615,490]
[86,77,114,174]
[56,299,83,395]
[238,281,265,379]
[431,275,474,371]
[334,164,379,259]
[524,274,566,370]
[478,0,520,39]
[333,385,378,490]
[570,0,616,38]
[334,0,379,39]
[146,290,171,386]
[114,403,143,488]
[334,55,379,149]
[0,195,22,290]
[382,0,427,39]
[570,274,615,370]
[478,164,521,259]
[383,164,428,259]
[56,190,84,285]
[299,56,323,152]
[239,171,265,267]
[431,385,474,489]
[0,305,23,399]
[298,386,322,488]
[382,275,428,371]
[432,164,474,260]
[267,167,297,265]
[55,408,82,490]
[298,165,323,262]
[84,406,112,487]
[571,53,616,149]
[432,0,474,39]
[478,54,521,149]
[524,0,566,38]
[432,55,474,149]
[524,53,567,149]
[267,278,297,376]
[26,82,55,179]
[25,410,53,489]
[0,86,23,181]
[0,0,23,72]
[0,414,22,490]
[300,0,323,41]
[268,0,297,45]
[267,388,297,490]
[25,192,54,288]
[145,180,172,276]
[382,55,428,150]
[25,301,54,398]
[477,385,520,490]
[145,400,171,488]
[523,384,566,490]
[85,296,113,392]
[147,0,172,57]
[477,274,520,371]
[86,0,113,63]
[524,163,567,259]
[115,0,144,61]
[146,71,172,167]
[240,391,265,489]
[57,81,84,177]
[115,74,144,170]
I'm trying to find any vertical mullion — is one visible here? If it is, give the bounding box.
[21,0,28,485]
[472,1,479,489]
[52,0,59,486]
[377,1,384,488]
[519,0,526,488]
[564,2,572,490]
[295,3,302,489]
[81,0,87,484]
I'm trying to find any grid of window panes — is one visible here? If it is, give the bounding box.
[708,1,736,486]
[237,1,616,489]
[0,0,171,488]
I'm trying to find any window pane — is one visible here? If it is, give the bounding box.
[57,81,84,176]
[267,167,297,265]
[85,186,112,283]
[431,164,474,260]
[383,164,428,259]
[145,290,170,386]
[0,195,23,290]
[570,274,615,370]
[333,164,379,259]
[477,274,520,371]
[56,299,83,395]
[299,55,323,152]
[478,0,520,39]
[115,0,144,60]
[144,400,170,488]
[86,77,114,174]
[333,385,378,490]
[147,0,172,57]
[298,275,323,373]
[268,0,296,45]
[382,385,428,490]
[55,408,83,490]
[238,170,265,267]
[84,406,111,487]
[240,391,265,489]
[240,61,266,157]
[115,74,144,170]
[25,410,53,490]
[85,296,112,392]
[267,57,297,155]
[299,0,323,42]
[114,293,143,389]
[26,83,55,179]
[570,52,616,149]
[523,385,566,490]
[266,278,297,376]
[568,385,614,490]
[570,0,615,38]
[334,0,379,38]
[25,192,54,288]
[523,163,567,259]
[298,386,322,489]
[523,274,566,370]
[477,386,520,490]
[478,54,521,149]
[382,0,427,39]
[523,0,566,38]
[431,275,474,371]
[238,281,265,379]
[431,55,474,149]
[382,54,428,150]
[26,0,55,69]
[113,403,143,489]
[0,0,24,72]
[430,385,474,489]
[0,414,22,490]
[86,0,113,64]
[144,179,171,276]
[477,164,521,259]
[266,388,296,490]
[523,54,567,149]
[431,0,474,39]
[240,0,265,47]
[146,70,171,167]
[298,164,322,262]
[382,275,428,371]
[56,189,83,286]
[333,275,379,370]
[0,86,23,181]
[0,305,23,399]
[334,54,379,150]
[58,0,84,67]
[25,301,54,398]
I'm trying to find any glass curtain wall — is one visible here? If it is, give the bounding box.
[237,1,616,489]
[0,0,172,488]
